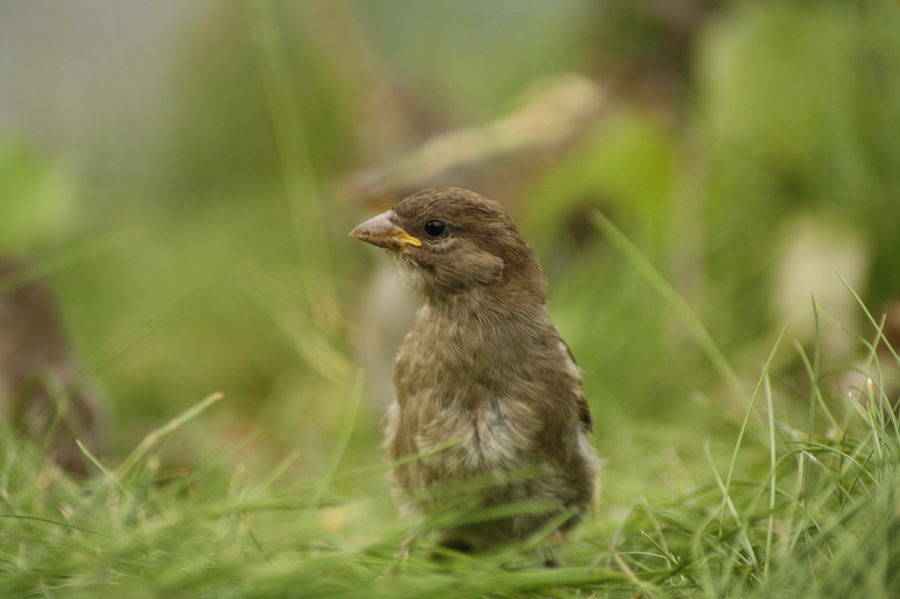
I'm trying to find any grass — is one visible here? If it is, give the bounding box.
[3,3,899,596]
[2,225,898,598]
[1,343,896,598]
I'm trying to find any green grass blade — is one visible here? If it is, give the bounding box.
[115,391,224,480]
[591,209,746,403]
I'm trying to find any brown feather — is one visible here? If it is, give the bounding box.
[352,188,601,561]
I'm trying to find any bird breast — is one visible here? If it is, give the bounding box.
[413,393,540,476]
[391,304,561,478]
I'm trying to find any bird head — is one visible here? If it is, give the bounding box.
[350,188,547,305]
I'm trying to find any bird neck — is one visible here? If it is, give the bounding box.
[422,252,549,314]
[424,283,547,325]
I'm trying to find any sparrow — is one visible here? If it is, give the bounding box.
[350,187,600,566]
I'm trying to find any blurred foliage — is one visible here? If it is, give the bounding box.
[1,0,900,595]
[0,142,76,248]
[0,0,897,493]
[699,1,900,346]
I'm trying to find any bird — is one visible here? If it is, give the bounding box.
[350,187,600,567]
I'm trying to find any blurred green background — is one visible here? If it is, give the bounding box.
[1,0,899,490]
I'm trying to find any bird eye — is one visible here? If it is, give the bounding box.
[423,220,446,237]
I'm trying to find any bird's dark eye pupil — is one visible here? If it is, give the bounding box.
[424,220,446,237]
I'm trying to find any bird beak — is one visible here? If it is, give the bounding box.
[349,210,422,251]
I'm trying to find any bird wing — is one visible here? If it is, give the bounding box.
[561,340,594,433]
